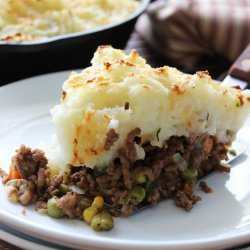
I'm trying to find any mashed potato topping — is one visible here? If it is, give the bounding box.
[0,0,139,42]
[49,46,250,172]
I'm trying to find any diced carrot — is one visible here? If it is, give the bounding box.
[8,164,22,180]
[203,136,213,155]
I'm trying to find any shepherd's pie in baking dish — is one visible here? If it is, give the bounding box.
[0,0,139,42]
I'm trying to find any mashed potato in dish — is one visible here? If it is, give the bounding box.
[0,0,139,42]
[49,45,250,173]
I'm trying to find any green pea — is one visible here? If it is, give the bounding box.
[136,174,147,184]
[47,197,64,218]
[180,167,198,181]
[122,185,146,205]
[129,185,146,203]
[90,210,114,231]
[58,184,70,195]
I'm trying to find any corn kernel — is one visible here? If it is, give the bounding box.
[91,196,104,210]
[83,207,98,224]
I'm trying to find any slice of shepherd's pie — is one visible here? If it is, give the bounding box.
[48,45,250,212]
[1,46,250,231]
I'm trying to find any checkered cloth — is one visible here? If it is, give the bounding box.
[136,0,250,69]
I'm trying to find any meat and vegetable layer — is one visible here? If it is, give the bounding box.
[2,130,227,221]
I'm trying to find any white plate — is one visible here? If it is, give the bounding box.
[0,71,250,250]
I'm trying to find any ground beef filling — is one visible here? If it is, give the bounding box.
[69,129,228,216]
[104,128,119,151]
[199,181,213,193]
[5,145,51,205]
[2,130,229,217]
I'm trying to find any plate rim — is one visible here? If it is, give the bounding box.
[1,207,250,250]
